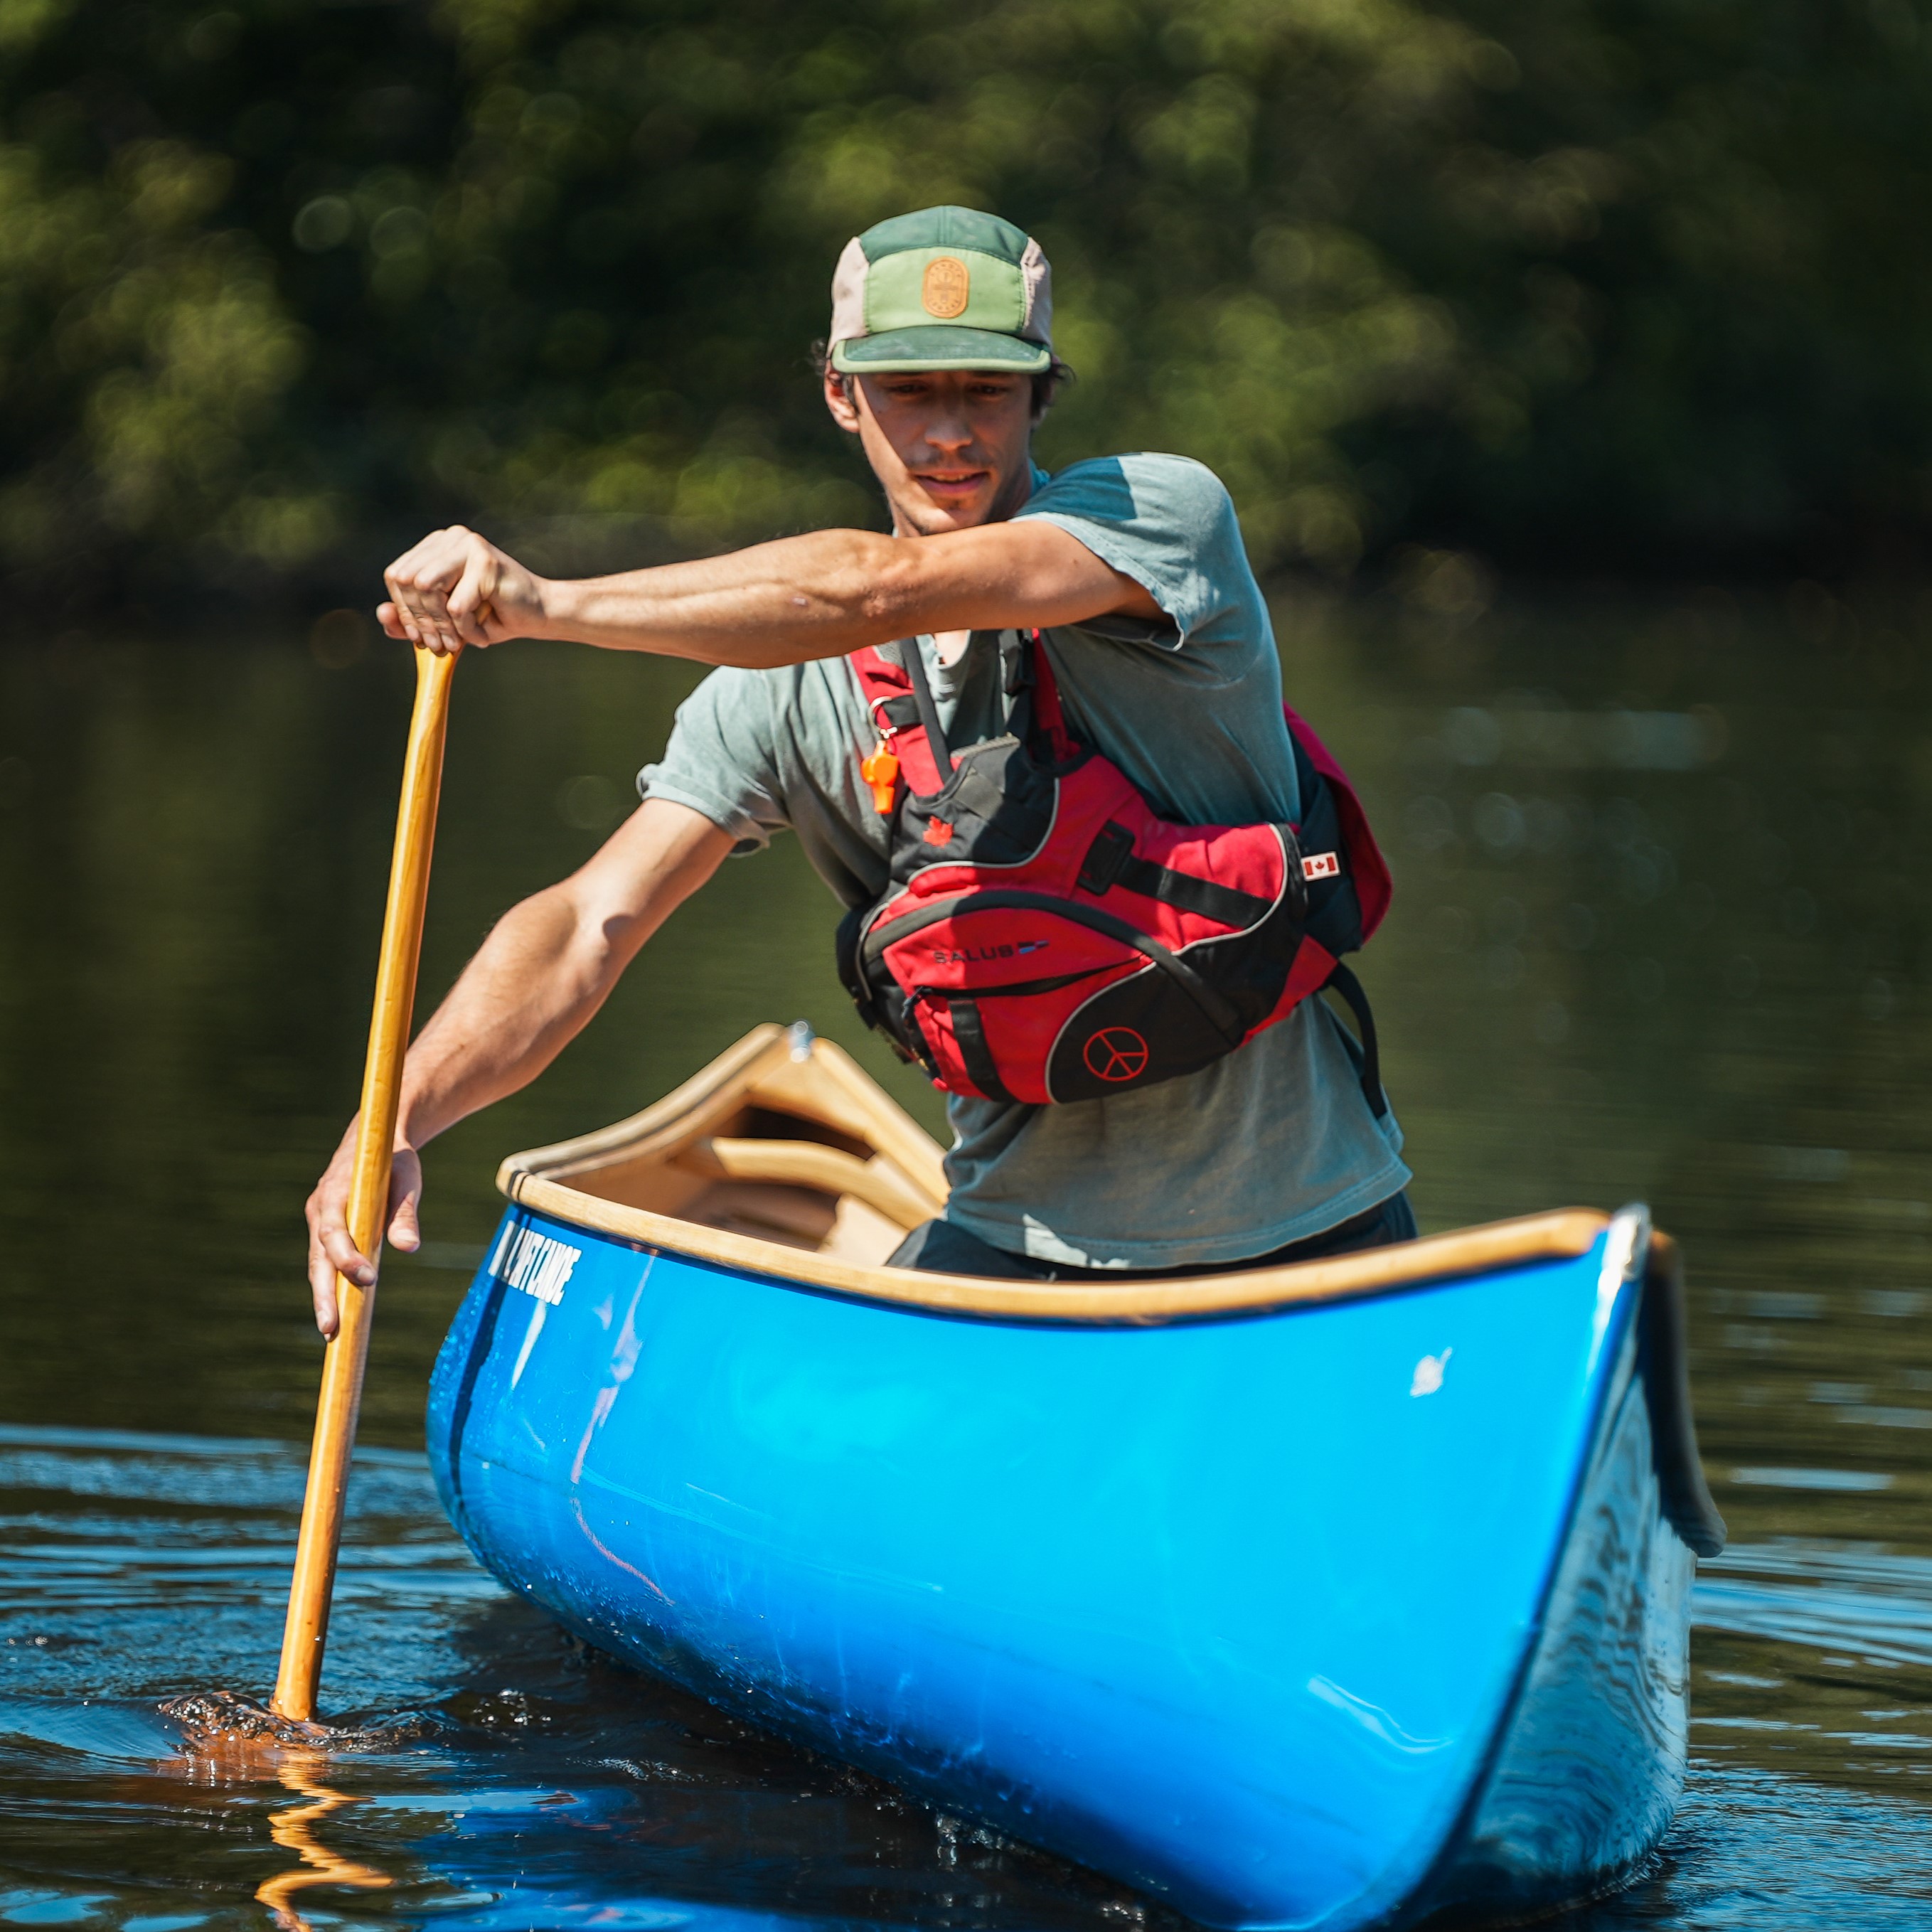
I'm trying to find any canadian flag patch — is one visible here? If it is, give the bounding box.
[1301,851,1340,882]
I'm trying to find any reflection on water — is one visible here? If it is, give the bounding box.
[256,1756,392,1929]
[1,592,1929,1923]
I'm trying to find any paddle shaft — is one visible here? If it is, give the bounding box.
[272,644,457,1721]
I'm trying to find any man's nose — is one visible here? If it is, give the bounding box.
[923,412,973,454]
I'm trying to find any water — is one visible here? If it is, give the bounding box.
[2,588,1930,1924]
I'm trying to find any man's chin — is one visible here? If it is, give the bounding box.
[903,491,997,533]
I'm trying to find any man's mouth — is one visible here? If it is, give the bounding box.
[914,469,991,499]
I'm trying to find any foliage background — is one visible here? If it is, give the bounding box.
[5,0,1930,608]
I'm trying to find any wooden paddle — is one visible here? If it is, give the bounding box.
[272,641,459,1722]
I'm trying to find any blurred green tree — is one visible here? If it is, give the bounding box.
[2,0,1928,605]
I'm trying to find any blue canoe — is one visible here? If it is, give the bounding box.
[426,1023,1724,1930]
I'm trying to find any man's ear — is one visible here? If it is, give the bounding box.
[823,370,862,434]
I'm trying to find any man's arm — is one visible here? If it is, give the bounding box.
[378,519,1163,664]
[304,798,733,1336]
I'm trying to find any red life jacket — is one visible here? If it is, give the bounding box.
[834,631,1392,1109]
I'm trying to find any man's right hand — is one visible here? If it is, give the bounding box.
[306,1115,425,1338]
[379,526,549,656]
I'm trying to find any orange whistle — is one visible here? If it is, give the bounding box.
[860,741,900,813]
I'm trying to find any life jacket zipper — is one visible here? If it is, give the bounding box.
[911,966,1109,1003]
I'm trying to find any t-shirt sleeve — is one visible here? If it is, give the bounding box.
[636,666,790,855]
[1013,453,1246,651]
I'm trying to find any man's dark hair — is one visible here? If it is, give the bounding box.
[809,340,1073,424]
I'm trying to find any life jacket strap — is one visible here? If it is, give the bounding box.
[854,644,948,796]
[855,631,1074,803]
[1078,818,1283,927]
[1323,961,1388,1119]
[1019,630,1077,762]
[941,996,1020,1104]
[898,634,956,781]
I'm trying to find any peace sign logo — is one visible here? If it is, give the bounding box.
[1083,1027,1150,1082]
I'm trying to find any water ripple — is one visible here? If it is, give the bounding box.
[1694,1542,1932,1669]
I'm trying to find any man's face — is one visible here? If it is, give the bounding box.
[824,368,1036,535]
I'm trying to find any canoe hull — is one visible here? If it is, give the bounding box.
[427,1201,1704,1930]
[1409,1308,1694,1921]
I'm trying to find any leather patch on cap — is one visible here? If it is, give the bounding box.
[922,256,970,318]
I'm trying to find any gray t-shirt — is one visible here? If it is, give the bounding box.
[639,453,1409,1267]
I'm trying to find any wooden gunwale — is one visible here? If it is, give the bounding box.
[494,1025,1608,1325]
[499,1175,1608,1325]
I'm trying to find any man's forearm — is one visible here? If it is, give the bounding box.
[531,521,1152,668]
[390,801,732,1148]
[392,888,614,1149]
[540,528,902,668]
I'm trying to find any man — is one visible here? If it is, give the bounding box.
[306,206,1411,1338]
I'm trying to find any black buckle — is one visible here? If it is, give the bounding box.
[1000,629,1034,698]
[1077,821,1134,895]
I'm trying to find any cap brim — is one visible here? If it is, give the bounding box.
[832,326,1052,375]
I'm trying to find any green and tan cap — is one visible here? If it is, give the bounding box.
[830,206,1053,376]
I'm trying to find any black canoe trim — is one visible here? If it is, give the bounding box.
[1640,1233,1726,1557]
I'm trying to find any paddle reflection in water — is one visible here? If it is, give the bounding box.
[1,595,1931,1924]
[257,1756,392,1928]
[158,1694,411,1928]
